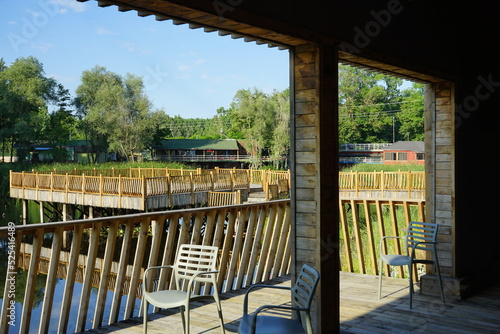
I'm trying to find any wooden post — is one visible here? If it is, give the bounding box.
[99,174,103,207]
[292,43,339,333]
[167,173,172,207]
[118,175,123,209]
[65,173,69,203]
[190,172,194,205]
[230,170,235,191]
[35,172,39,201]
[142,175,147,211]
[407,170,412,198]
[81,173,85,206]
[381,170,385,198]
[62,204,67,221]
[22,199,27,225]
[355,171,359,197]
[39,201,44,223]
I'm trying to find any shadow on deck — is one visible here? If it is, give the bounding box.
[78,272,500,334]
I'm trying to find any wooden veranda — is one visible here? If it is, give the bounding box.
[79,272,500,334]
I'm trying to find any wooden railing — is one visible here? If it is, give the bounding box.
[0,197,428,333]
[11,168,291,197]
[0,200,291,334]
[208,191,242,206]
[339,171,425,198]
[10,170,251,198]
[339,198,426,279]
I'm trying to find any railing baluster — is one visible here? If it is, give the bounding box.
[255,203,278,283]
[19,228,44,334]
[245,205,267,286]
[264,203,286,280]
[218,208,237,292]
[109,220,132,325]
[39,226,64,333]
[272,203,291,278]
[235,206,258,289]
[143,216,164,298]
[157,214,179,294]
[339,200,353,272]
[58,224,84,333]
[124,221,149,320]
[76,222,102,332]
[226,207,248,290]
[351,200,366,275]
[93,222,118,328]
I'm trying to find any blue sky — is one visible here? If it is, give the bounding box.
[1,0,290,119]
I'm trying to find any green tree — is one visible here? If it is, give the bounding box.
[75,66,158,162]
[43,83,76,161]
[338,64,419,144]
[229,88,277,167]
[397,83,425,141]
[0,56,56,162]
[269,89,290,169]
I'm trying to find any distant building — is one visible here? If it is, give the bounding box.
[382,141,425,165]
[152,139,249,162]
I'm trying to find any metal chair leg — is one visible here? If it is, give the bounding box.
[409,262,414,309]
[434,252,446,303]
[378,258,383,299]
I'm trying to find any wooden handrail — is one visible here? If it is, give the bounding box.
[10,168,291,199]
[338,171,425,192]
[0,201,291,333]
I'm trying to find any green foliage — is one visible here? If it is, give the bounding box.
[225,88,290,168]
[0,56,59,162]
[75,66,162,162]
[338,64,424,144]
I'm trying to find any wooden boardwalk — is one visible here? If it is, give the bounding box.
[78,272,500,334]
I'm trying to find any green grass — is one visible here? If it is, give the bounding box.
[340,163,425,173]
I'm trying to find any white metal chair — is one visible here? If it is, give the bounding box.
[238,264,320,334]
[378,221,445,308]
[143,244,225,334]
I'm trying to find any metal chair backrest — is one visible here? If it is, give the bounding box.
[291,264,320,310]
[405,221,439,253]
[173,244,219,284]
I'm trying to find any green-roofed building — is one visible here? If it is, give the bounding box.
[153,139,250,162]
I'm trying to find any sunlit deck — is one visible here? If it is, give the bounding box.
[79,272,500,334]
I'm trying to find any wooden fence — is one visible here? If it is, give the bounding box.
[339,171,425,198]
[208,191,242,206]
[339,198,426,280]
[0,200,291,334]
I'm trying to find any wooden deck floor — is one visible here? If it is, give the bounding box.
[79,272,500,334]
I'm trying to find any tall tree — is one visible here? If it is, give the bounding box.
[338,64,413,144]
[229,88,277,167]
[0,56,55,162]
[75,66,157,162]
[43,83,76,161]
[269,89,290,168]
[397,83,425,141]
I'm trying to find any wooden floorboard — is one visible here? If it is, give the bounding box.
[78,272,500,334]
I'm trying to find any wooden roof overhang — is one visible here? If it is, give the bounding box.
[79,0,447,83]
